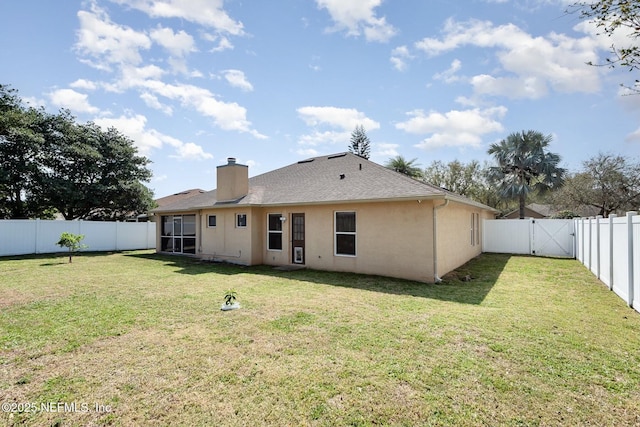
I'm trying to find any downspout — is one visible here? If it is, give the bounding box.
[198,210,203,254]
[433,198,449,283]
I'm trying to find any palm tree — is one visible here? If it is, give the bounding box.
[487,130,566,219]
[385,155,423,180]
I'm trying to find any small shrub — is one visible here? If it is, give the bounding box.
[223,289,237,306]
[56,232,87,263]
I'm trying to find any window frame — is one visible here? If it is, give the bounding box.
[160,214,197,254]
[236,213,247,228]
[267,213,283,251]
[207,215,217,228]
[334,211,357,257]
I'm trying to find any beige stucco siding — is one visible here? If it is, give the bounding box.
[198,208,253,265]
[434,201,494,276]
[156,198,495,283]
[256,201,436,282]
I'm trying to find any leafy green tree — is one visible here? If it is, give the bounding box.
[348,124,371,159]
[1,85,155,220]
[56,232,87,263]
[34,112,155,220]
[551,153,640,217]
[423,159,482,196]
[487,130,566,219]
[569,0,640,91]
[385,155,423,179]
[0,85,48,218]
[423,159,507,210]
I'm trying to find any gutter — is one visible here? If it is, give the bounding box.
[433,198,450,283]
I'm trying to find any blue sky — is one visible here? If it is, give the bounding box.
[1,0,639,198]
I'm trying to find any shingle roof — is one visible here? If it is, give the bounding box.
[153,153,495,212]
[155,188,206,208]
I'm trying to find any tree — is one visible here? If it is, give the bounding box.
[423,159,507,210]
[0,85,49,219]
[1,85,155,220]
[487,130,566,219]
[569,0,640,91]
[423,159,483,196]
[56,232,87,263]
[551,153,640,217]
[33,111,155,220]
[385,155,423,179]
[348,125,371,159]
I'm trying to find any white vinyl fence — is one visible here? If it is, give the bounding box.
[575,212,639,311]
[0,219,156,257]
[483,218,576,258]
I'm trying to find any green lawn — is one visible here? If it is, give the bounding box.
[1,251,639,426]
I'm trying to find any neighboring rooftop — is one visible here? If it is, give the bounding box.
[153,153,495,213]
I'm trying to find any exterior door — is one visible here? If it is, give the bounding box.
[291,213,305,264]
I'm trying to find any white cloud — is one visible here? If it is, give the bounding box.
[297,106,380,131]
[69,79,98,90]
[75,3,151,69]
[150,26,196,57]
[73,2,263,140]
[140,92,173,115]
[93,114,213,160]
[170,142,214,160]
[48,88,100,114]
[625,126,640,143]
[315,0,396,42]
[222,69,254,92]
[207,35,234,52]
[298,130,352,147]
[110,0,244,35]
[390,45,413,71]
[396,107,507,150]
[433,59,462,83]
[471,74,549,99]
[415,18,602,98]
[296,106,380,149]
[373,142,399,157]
[142,80,265,138]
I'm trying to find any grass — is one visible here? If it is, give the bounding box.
[1,251,640,426]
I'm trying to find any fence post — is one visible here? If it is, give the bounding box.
[627,211,637,307]
[34,219,40,254]
[588,217,593,271]
[595,216,602,279]
[115,221,120,251]
[608,214,616,291]
[581,218,585,264]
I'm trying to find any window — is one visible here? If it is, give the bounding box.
[267,214,283,251]
[236,213,247,228]
[335,211,356,256]
[208,215,217,227]
[161,214,196,254]
[471,213,480,246]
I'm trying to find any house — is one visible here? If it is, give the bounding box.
[152,153,498,283]
[503,203,600,219]
[503,203,557,219]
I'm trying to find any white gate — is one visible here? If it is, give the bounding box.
[483,219,575,258]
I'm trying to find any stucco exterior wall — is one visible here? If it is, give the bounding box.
[198,208,254,265]
[434,201,495,276]
[256,201,436,282]
[156,199,495,283]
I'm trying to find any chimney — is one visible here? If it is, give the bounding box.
[216,157,248,201]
